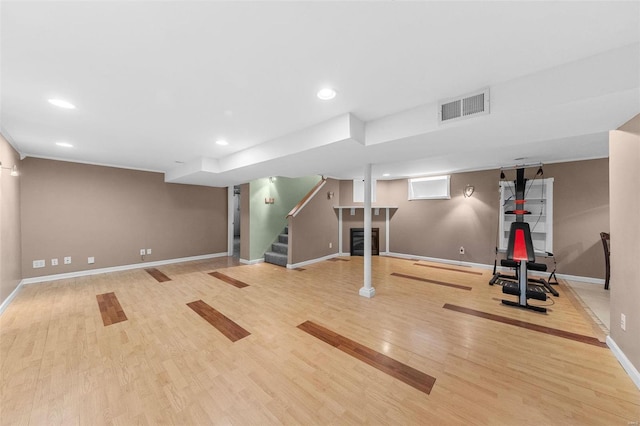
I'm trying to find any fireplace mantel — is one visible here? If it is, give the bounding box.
[334,206,396,255]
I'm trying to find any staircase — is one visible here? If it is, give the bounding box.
[264,226,288,267]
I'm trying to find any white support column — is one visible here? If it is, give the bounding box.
[359,163,376,298]
[385,207,390,254]
[227,186,234,256]
[338,208,343,255]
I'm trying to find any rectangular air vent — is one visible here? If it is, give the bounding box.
[439,88,490,124]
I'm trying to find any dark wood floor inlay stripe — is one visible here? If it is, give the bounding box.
[187,300,250,342]
[294,267,306,271]
[209,271,249,288]
[297,320,436,395]
[442,304,607,347]
[413,263,483,276]
[391,272,472,291]
[96,292,128,326]
[145,268,171,282]
[327,258,350,262]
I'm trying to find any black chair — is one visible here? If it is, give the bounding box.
[600,232,610,290]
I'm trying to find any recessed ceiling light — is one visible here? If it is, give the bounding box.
[56,142,74,148]
[48,98,76,109]
[216,139,229,146]
[382,173,390,177]
[317,88,337,100]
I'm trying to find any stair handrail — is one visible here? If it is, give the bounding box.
[286,177,327,218]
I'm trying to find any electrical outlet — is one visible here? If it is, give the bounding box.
[459,246,465,255]
[51,258,58,266]
[621,313,626,331]
[88,257,95,264]
[140,249,146,256]
[64,256,71,265]
[146,248,152,255]
[33,260,45,268]
[329,242,332,249]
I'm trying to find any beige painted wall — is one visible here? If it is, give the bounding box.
[543,160,610,277]
[0,135,22,304]
[609,114,640,371]
[384,170,499,264]
[20,158,228,278]
[333,159,609,278]
[285,159,608,278]
[288,178,341,264]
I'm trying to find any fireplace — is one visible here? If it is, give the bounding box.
[350,228,379,256]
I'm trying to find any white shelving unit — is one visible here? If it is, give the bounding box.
[499,177,554,255]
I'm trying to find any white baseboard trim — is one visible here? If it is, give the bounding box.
[0,280,25,316]
[606,336,640,391]
[20,252,228,285]
[240,258,264,265]
[384,252,494,271]
[554,273,605,285]
[287,253,339,269]
[384,252,605,284]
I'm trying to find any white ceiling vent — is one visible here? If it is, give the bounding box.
[438,88,490,124]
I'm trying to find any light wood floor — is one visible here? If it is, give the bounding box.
[1,256,638,425]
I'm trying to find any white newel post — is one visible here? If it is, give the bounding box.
[359,163,376,298]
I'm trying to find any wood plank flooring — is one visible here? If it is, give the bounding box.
[209,271,249,288]
[391,271,473,291]
[414,262,484,275]
[1,256,638,425]
[145,267,171,282]
[443,303,608,347]
[96,292,128,326]
[187,299,251,342]
[297,320,436,394]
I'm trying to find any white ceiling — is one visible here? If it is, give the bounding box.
[1,1,639,187]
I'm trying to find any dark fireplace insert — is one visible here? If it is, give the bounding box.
[350,228,379,256]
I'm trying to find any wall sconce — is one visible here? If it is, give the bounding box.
[463,184,475,198]
[269,176,277,183]
[327,191,334,199]
[264,197,275,204]
[0,162,18,177]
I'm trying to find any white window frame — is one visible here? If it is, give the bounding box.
[408,175,451,200]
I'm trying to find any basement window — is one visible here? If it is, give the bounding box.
[408,175,450,200]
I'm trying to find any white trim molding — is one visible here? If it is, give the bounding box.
[384,252,494,271]
[554,273,605,286]
[607,336,640,391]
[239,258,264,265]
[287,253,339,269]
[20,252,228,285]
[0,281,24,316]
[385,252,607,284]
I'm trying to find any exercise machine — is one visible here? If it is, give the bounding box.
[490,166,556,312]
